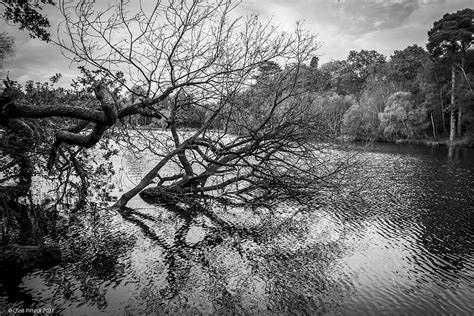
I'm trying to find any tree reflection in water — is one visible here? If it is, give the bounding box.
[11,200,348,314]
[114,202,349,314]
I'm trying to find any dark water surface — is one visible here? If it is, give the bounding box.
[335,144,474,315]
[1,143,473,314]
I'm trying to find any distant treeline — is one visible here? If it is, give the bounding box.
[250,8,473,143]
[2,9,472,144]
[151,8,474,143]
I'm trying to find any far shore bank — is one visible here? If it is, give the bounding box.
[344,135,474,148]
[392,137,474,148]
[130,126,474,148]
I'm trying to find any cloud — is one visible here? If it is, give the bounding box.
[0,24,79,86]
[255,0,423,35]
[0,5,81,87]
[239,0,471,63]
[1,0,472,85]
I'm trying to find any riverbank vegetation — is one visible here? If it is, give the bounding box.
[313,8,473,145]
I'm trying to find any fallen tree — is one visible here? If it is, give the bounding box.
[1,0,355,220]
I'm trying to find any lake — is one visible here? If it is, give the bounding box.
[334,143,474,315]
[1,142,473,314]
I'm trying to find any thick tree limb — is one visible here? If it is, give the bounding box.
[11,103,109,124]
[47,83,118,170]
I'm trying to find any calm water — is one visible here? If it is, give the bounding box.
[2,143,473,314]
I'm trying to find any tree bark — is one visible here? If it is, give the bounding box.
[457,56,465,137]
[47,83,118,170]
[439,88,446,135]
[457,105,462,137]
[450,65,456,142]
[11,103,109,124]
[431,111,436,138]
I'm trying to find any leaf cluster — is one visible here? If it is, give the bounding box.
[1,0,55,41]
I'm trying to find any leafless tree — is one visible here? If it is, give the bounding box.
[1,0,355,214]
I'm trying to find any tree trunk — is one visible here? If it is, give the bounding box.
[457,107,462,137]
[431,111,437,138]
[113,146,185,208]
[449,65,456,142]
[439,87,446,135]
[457,56,465,137]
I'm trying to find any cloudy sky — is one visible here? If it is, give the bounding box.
[0,0,472,87]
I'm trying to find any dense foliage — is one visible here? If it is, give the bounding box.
[179,7,471,144]
[275,8,474,143]
[320,33,472,142]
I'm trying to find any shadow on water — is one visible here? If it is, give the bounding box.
[0,204,136,313]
